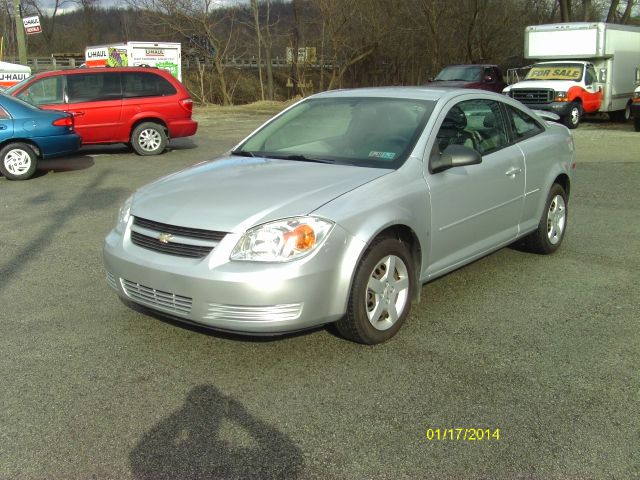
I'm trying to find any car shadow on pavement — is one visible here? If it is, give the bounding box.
[129,385,303,480]
[33,155,95,177]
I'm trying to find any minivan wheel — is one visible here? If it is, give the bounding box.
[0,143,38,181]
[131,122,167,156]
[335,237,414,345]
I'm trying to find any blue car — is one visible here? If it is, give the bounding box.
[0,93,81,180]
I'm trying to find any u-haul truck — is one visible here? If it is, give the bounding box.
[0,61,31,88]
[503,23,640,128]
[85,42,182,81]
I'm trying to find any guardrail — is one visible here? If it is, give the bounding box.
[4,56,332,72]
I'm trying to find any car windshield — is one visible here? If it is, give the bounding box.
[236,97,434,169]
[434,66,482,82]
[524,63,584,82]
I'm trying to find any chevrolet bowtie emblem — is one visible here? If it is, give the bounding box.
[158,233,173,244]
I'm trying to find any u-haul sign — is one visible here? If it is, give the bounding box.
[23,16,42,35]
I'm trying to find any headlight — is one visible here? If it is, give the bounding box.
[633,91,640,101]
[115,194,133,234]
[230,217,334,262]
[554,91,568,102]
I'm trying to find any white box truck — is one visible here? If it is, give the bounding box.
[503,22,640,128]
[0,61,31,88]
[85,41,182,81]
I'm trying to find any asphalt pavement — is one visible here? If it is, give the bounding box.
[0,107,638,479]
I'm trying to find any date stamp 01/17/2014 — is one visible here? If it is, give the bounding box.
[425,428,501,442]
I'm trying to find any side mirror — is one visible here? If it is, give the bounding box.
[599,68,608,83]
[431,144,482,173]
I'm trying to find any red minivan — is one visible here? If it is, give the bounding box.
[6,67,197,155]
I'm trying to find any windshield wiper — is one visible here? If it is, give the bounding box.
[231,149,255,157]
[264,154,335,164]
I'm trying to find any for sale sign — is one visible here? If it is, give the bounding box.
[23,16,42,35]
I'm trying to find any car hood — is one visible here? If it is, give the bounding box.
[131,156,390,233]
[507,80,579,91]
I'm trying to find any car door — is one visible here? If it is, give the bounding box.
[582,64,602,113]
[425,98,525,277]
[64,72,123,144]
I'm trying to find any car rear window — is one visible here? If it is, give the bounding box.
[122,72,177,98]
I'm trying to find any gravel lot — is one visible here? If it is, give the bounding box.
[0,105,638,480]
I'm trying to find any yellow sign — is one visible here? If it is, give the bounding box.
[526,66,582,81]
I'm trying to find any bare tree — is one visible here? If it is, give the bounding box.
[127,0,239,105]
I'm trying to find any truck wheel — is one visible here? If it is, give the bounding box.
[609,103,631,123]
[562,103,581,129]
[131,122,167,156]
[0,143,38,181]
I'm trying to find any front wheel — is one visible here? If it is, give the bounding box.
[0,143,38,181]
[562,102,581,129]
[336,237,414,344]
[523,184,568,254]
[131,122,167,156]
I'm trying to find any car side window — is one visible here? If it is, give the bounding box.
[67,73,122,103]
[17,76,64,106]
[122,72,177,98]
[436,99,508,156]
[507,106,544,140]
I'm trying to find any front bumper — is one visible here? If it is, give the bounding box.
[631,102,640,118]
[103,221,364,334]
[521,101,573,116]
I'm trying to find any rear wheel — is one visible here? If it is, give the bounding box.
[336,237,414,344]
[131,122,167,156]
[523,184,568,254]
[0,143,38,181]
[609,103,631,123]
[562,102,581,129]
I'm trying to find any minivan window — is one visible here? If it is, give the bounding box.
[67,72,122,103]
[17,76,65,105]
[122,72,176,98]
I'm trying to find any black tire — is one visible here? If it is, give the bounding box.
[561,102,581,129]
[609,104,631,123]
[336,237,414,344]
[0,143,38,181]
[634,116,640,132]
[130,122,167,156]
[523,184,568,254]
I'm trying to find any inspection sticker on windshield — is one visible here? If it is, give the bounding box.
[368,151,396,160]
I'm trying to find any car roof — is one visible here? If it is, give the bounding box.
[31,67,174,77]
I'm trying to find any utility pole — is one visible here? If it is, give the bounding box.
[13,0,27,65]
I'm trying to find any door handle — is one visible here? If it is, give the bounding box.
[69,111,85,117]
[505,167,522,177]
[0,125,7,130]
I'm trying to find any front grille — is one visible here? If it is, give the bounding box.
[133,217,225,241]
[131,231,214,258]
[511,89,554,104]
[204,303,303,321]
[122,279,192,314]
[130,216,226,258]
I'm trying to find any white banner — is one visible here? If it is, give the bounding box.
[23,16,42,35]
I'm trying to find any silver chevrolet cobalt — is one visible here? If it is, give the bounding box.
[103,87,576,344]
